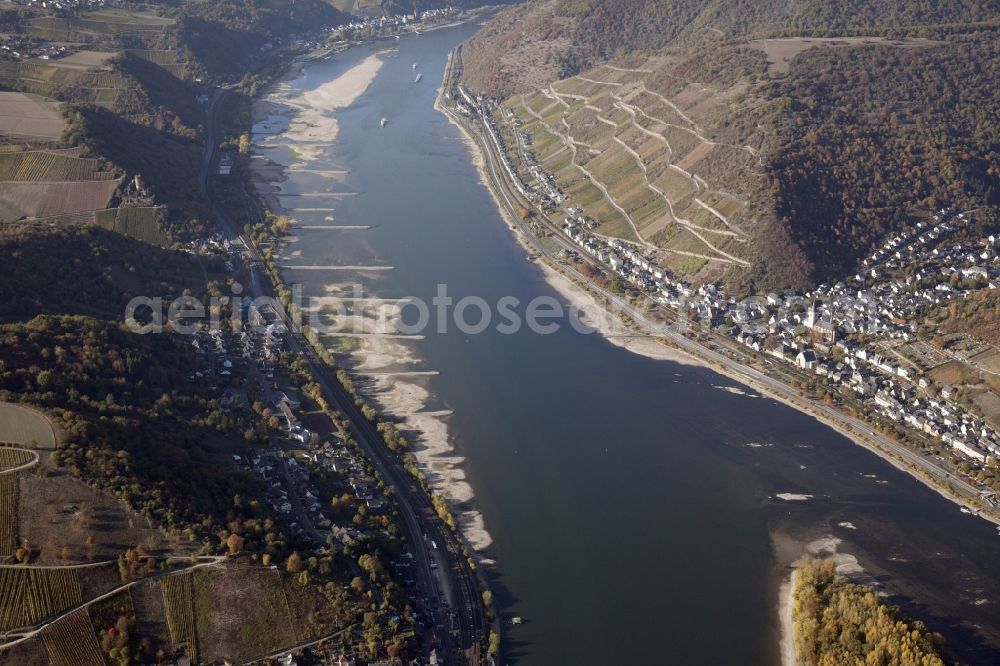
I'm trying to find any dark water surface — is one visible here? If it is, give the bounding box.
[258,23,1000,665]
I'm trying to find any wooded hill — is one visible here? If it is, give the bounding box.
[461,0,1000,98]
[461,0,1000,290]
[0,222,207,320]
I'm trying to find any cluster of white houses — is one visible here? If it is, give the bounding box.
[563,210,1000,467]
[331,6,456,37]
[14,0,106,12]
[456,91,567,206]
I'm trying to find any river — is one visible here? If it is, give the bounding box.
[253,22,1000,665]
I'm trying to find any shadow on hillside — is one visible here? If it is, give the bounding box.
[118,52,205,130]
[71,105,207,217]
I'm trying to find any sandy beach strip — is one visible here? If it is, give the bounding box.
[779,567,798,666]
[249,30,499,569]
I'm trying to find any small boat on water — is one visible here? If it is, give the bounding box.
[380,117,388,128]
[511,617,523,625]
[414,73,423,83]
[412,62,418,70]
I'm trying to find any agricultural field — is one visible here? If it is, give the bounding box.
[28,10,175,42]
[0,178,121,221]
[0,448,35,471]
[0,635,49,666]
[193,567,297,664]
[41,609,104,666]
[0,403,56,449]
[0,474,17,558]
[0,152,108,182]
[130,578,170,657]
[50,51,115,70]
[0,62,129,106]
[0,92,63,142]
[161,572,197,659]
[160,567,300,663]
[0,567,82,630]
[125,49,180,66]
[97,206,166,243]
[328,0,384,17]
[505,58,764,283]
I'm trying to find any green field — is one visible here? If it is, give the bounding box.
[0,403,56,449]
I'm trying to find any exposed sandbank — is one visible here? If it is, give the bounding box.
[776,535,871,666]
[253,47,495,556]
[318,304,494,552]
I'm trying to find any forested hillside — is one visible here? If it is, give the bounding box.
[462,0,1000,98]
[769,36,1000,278]
[0,223,206,319]
[166,0,346,79]
[0,315,269,545]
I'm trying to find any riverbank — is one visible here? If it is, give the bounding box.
[249,34,495,557]
[252,50,386,187]
[775,535,871,666]
[778,567,797,666]
[435,57,1000,535]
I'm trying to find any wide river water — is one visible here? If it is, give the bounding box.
[255,22,1000,665]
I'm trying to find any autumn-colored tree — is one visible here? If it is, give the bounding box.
[286,551,304,573]
[226,533,245,555]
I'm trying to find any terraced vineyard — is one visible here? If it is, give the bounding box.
[0,65,127,106]
[0,568,82,630]
[0,475,17,557]
[161,573,197,659]
[0,179,122,221]
[41,609,104,666]
[0,152,111,182]
[27,10,175,42]
[0,447,35,469]
[500,54,767,283]
[99,206,166,243]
